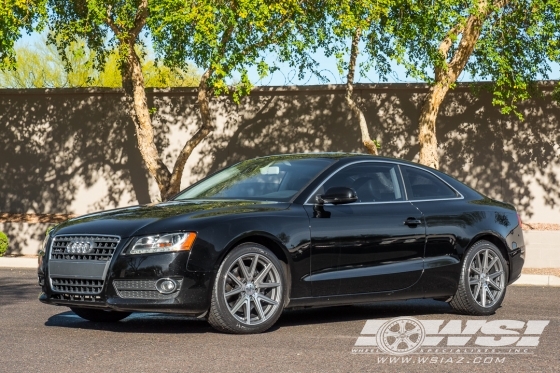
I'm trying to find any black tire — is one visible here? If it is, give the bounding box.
[449,240,509,315]
[208,243,286,334]
[71,307,131,322]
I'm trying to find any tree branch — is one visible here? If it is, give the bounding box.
[105,6,121,36]
[131,0,149,39]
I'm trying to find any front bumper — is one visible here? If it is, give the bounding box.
[39,249,213,316]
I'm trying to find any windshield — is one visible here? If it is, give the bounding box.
[174,156,335,202]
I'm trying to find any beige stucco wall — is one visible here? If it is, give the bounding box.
[1,83,559,255]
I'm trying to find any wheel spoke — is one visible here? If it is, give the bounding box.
[487,256,498,271]
[253,295,266,320]
[230,296,245,314]
[227,272,243,288]
[258,282,280,289]
[487,278,503,291]
[255,263,272,285]
[483,250,489,273]
[472,283,481,301]
[469,277,480,285]
[256,293,278,306]
[245,297,251,325]
[237,258,250,281]
[389,338,402,349]
[402,338,415,349]
[470,266,482,275]
[488,270,504,279]
[486,286,496,303]
[385,331,401,338]
[248,254,259,280]
[406,326,421,337]
[398,320,407,333]
[481,284,487,307]
[475,253,482,272]
[225,287,243,297]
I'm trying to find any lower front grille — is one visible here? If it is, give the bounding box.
[117,290,177,300]
[51,278,104,295]
[113,279,182,300]
[51,293,103,302]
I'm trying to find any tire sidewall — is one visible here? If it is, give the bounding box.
[461,241,509,315]
[212,243,287,333]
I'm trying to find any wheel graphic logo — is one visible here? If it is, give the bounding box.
[376,317,425,355]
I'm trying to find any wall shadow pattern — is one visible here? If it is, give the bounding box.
[1,84,559,254]
[0,89,153,254]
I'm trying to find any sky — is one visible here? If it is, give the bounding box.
[15,30,560,87]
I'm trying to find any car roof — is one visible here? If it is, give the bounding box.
[251,152,431,169]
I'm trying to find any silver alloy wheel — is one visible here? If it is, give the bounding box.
[468,248,506,308]
[222,253,282,325]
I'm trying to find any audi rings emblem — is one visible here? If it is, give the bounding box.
[65,238,95,254]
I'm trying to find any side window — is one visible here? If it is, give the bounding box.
[400,166,458,200]
[311,162,405,203]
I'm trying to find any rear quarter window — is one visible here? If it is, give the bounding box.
[400,166,459,200]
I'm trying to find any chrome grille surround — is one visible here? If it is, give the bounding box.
[49,235,120,261]
[48,235,121,300]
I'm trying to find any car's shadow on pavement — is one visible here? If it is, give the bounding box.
[273,298,457,330]
[45,298,460,334]
[45,311,213,334]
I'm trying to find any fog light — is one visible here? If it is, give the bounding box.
[156,278,177,294]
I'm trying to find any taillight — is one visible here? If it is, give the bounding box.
[517,213,522,227]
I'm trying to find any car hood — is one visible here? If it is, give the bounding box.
[52,200,290,238]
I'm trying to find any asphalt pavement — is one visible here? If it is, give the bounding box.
[1,268,559,373]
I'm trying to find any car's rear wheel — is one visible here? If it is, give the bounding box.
[70,307,131,322]
[208,243,286,334]
[449,240,508,315]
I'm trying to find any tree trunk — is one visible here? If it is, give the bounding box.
[418,83,449,169]
[163,69,214,199]
[346,28,378,155]
[121,43,172,198]
[417,0,505,169]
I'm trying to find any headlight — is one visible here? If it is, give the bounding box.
[129,233,197,255]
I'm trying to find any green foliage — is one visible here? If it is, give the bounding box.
[142,59,200,88]
[0,231,8,257]
[382,0,560,118]
[149,0,323,102]
[0,0,46,70]
[322,0,394,81]
[0,38,200,88]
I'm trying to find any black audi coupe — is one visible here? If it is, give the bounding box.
[38,153,525,333]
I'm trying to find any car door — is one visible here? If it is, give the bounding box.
[399,165,465,291]
[303,161,426,296]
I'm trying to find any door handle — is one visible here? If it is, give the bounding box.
[404,218,422,226]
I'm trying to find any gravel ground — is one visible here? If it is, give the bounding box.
[521,223,560,230]
[522,268,560,277]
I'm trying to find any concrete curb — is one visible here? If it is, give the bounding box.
[1,256,560,287]
[511,274,560,287]
[0,256,38,269]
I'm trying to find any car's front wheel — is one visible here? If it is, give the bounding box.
[208,243,286,334]
[449,240,509,315]
[70,307,131,322]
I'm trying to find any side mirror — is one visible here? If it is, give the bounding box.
[318,186,358,205]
